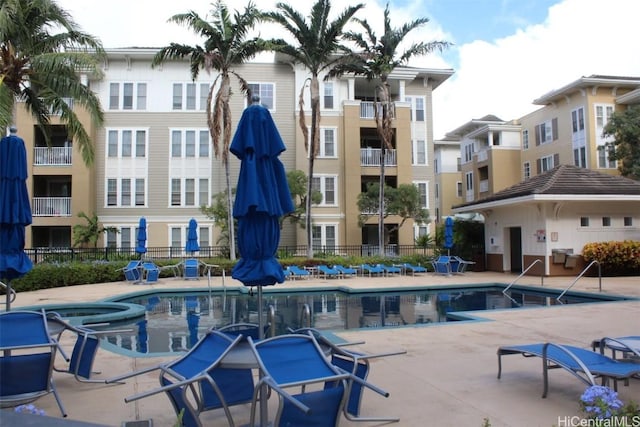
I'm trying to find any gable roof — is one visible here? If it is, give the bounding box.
[453,165,640,212]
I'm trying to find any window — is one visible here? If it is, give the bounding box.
[414,224,429,240]
[109,82,147,110]
[248,83,274,110]
[121,179,131,206]
[595,105,614,128]
[463,143,474,163]
[323,82,334,109]
[602,217,611,227]
[522,129,529,150]
[413,140,427,165]
[106,129,147,158]
[171,227,181,248]
[414,181,429,208]
[312,176,337,206]
[318,128,336,157]
[106,229,117,248]
[106,178,145,207]
[406,96,425,121]
[580,217,589,227]
[186,83,196,110]
[465,172,473,194]
[106,226,133,249]
[199,178,209,206]
[434,183,439,199]
[171,129,210,158]
[199,227,210,248]
[624,217,633,226]
[173,83,183,110]
[107,179,117,206]
[171,179,181,206]
[535,119,557,145]
[120,228,132,249]
[537,154,559,173]
[523,161,531,180]
[573,146,586,168]
[456,181,462,198]
[571,107,585,133]
[170,178,208,207]
[598,146,616,169]
[312,224,337,250]
[199,83,209,111]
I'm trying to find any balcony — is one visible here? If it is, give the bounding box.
[34,147,72,166]
[32,197,72,217]
[360,148,397,166]
[360,101,396,119]
[474,150,488,163]
[479,179,489,193]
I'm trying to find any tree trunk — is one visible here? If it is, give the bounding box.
[305,77,321,259]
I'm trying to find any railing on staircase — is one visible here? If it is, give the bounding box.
[556,260,601,304]
[502,259,544,306]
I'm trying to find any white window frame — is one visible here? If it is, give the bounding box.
[413,223,430,240]
[318,127,337,158]
[595,104,616,169]
[248,82,275,110]
[170,129,210,158]
[106,129,148,158]
[523,161,531,180]
[169,178,208,208]
[522,129,529,150]
[537,120,553,144]
[311,223,338,249]
[412,139,427,165]
[312,175,338,206]
[406,96,425,121]
[109,82,147,110]
[322,81,334,110]
[540,154,554,172]
[105,178,146,207]
[105,225,135,248]
[172,83,209,111]
[413,181,429,209]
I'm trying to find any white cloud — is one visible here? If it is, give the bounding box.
[433,0,640,138]
[57,0,640,139]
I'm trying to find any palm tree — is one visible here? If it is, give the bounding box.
[72,211,117,248]
[0,0,104,165]
[335,3,449,254]
[266,0,364,258]
[152,0,271,261]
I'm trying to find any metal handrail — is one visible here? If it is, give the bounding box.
[1,281,17,306]
[556,260,601,304]
[300,303,311,329]
[267,304,276,337]
[502,259,544,306]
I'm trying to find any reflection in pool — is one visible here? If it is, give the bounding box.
[100,285,627,356]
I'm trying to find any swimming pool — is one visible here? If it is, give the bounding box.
[95,284,630,357]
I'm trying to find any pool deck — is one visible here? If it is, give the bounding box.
[4,271,640,427]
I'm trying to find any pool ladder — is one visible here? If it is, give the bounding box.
[502,259,544,306]
[556,260,601,304]
[0,281,17,308]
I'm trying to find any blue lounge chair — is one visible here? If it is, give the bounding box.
[288,265,311,279]
[401,263,427,276]
[183,258,200,280]
[0,310,66,416]
[591,336,640,359]
[142,261,160,283]
[334,265,357,277]
[361,264,385,277]
[317,264,341,279]
[46,312,131,383]
[451,256,475,273]
[109,330,254,427]
[431,256,452,276]
[122,260,142,282]
[376,264,402,276]
[497,342,640,397]
[247,334,351,426]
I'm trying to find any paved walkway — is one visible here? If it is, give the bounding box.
[5,272,640,427]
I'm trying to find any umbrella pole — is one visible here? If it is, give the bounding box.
[5,280,11,311]
[257,285,269,426]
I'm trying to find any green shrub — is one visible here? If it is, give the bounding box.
[582,240,640,276]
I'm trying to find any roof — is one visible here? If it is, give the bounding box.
[533,74,640,105]
[453,165,640,211]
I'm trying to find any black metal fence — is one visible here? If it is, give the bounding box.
[25,244,438,264]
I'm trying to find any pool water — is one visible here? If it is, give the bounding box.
[97,284,628,356]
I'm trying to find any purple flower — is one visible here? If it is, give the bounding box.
[580,385,623,419]
[14,404,46,416]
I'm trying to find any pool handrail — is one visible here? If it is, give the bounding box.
[502,259,544,306]
[556,260,601,304]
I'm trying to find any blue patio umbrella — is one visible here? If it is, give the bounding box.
[135,217,147,259]
[0,126,33,310]
[444,216,454,255]
[230,96,293,427]
[185,218,199,254]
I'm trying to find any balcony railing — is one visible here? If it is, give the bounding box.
[360,148,397,166]
[360,101,396,119]
[479,179,489,193]
[32,197,72,217]
[474,150,488,162]
[34,147,72,165]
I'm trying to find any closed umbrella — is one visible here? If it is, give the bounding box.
[135,217,147,259]
[230,97,293,427]
[444,216,454,256]
[0,126,33,311]
[185,218,199,255]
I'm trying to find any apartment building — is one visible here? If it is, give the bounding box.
[442,75,640,275]
[17,48,453,253]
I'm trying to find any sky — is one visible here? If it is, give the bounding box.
[57,0,640,139]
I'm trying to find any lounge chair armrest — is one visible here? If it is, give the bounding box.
[599,337,640,358]
[260,376,312,415]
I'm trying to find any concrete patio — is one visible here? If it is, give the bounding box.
[3,271,639,427]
